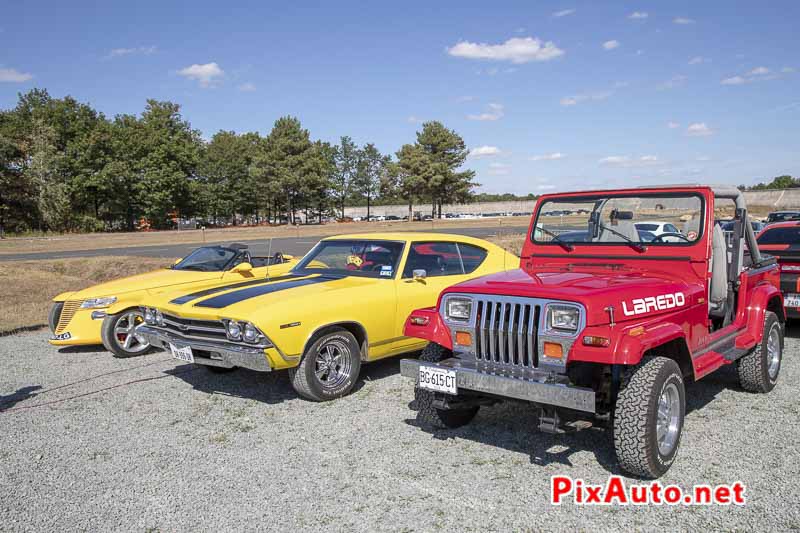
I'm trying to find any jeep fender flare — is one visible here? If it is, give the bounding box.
[613,322,687,367]
[403,307,453,351]
[744,283,784,344]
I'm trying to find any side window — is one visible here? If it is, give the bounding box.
[403,242,463,278]
[458,243,489,274]
[665,223,679,233]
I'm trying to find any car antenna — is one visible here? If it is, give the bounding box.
[266,237,273,282]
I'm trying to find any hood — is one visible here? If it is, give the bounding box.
[71,268,221,299]
[154,273,380,320]
[445,266,701,326]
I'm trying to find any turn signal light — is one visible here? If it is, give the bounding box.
[543,341,564,359]
[582,335,610,347]
[410,316,429,326]
[455,331,472,346]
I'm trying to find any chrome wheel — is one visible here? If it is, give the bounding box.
[656,383,681,456]
[767,323,781,380]
[114,311,149,354]
[314,339,353,390]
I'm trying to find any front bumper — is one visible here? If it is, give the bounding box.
[48,308,104,346]
[400,357,596,413]
[137,325,272,372]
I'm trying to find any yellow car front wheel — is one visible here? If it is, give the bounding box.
[289,327,362,402]
[101,309,152,358]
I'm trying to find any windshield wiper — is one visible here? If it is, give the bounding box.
[537,226,574,251]
[597,223,647,252]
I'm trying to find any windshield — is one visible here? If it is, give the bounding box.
[533,193,704,246]
[293,240,405,278]
[173,246,241,272]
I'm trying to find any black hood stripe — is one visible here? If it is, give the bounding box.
[193,275,341,309]
[169,274,302,305]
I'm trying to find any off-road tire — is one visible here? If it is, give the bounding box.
[737,311,782,393]
[100,309,152,358]
[289,327,362,401]
[614,356,685,479]
[415,343,479,429]
[48,302,64,334]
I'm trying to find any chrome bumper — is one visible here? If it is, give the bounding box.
[400,358,595,413]
[137,325,271,372]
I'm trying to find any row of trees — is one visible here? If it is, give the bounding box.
[0,89,478,233]
[739,175,799,191]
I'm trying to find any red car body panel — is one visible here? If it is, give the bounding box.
[404,186,783,380]
[757,221,800,317]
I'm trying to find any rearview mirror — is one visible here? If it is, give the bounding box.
[231,262,253,274]
[412,269,427,281]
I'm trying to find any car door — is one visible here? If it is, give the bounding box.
[392,241,489,353]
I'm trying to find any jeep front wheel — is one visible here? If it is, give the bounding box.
[613,356,685,478]
[289,327,362,401]
[415,343,479,429]
[737,311,782,393]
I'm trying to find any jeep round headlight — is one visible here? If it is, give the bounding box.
[547,304,580,332]
[81,296,117,309]
[445,297,472,321]
[226,320,242,340]
[243,323,259,343]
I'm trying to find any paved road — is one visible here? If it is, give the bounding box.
[0,226,525,261]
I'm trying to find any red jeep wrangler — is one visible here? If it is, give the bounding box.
[400,185,784,478]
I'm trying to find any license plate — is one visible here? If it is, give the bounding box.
[418,365,457,394]
[786,293,800,308]
[170,343,194,363]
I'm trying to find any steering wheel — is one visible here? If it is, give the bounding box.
[651,232,691,243]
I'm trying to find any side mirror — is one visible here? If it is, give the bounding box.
[412,269,427,281]
[231,262,253,274]
[173,258,182,266]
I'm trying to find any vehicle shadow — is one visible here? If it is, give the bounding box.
[57,345,106,354]
[170,354,404,404]
[404,362,750,477]
[784,320,800,339]
[0,385,43,411]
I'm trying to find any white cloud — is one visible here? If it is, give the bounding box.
[178,62,224,87]
[455,95,475,103]
[238,82,256,92]
[696,156,712,162]
[658,75,687,90]
[673,17,696,25]
[469,145,502,157]
[628,12,648,19]
[602,40,620,50]
[467,103,505,121]
[688,56,709,65]
[748,66,770,76]
[530,152,565,161]
[560,90,613,106]
[488,162,511,175]
[721,75,747,85]
[0,67,33,82]
[599,155,663,168]
[782,66,796,73]
[447,37,564,64]
[107,45,157,59]
[686,122,713,137]
[667,121,680,129]
[552,9,576,17]
[407,115,424,124]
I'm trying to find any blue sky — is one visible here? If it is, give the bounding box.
[1,0,798,194]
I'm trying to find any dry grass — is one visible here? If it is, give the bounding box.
[0,235,528,335]
[0,217,529,256]
[0,256,171,335]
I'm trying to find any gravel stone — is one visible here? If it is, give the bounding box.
[2,329,799,531]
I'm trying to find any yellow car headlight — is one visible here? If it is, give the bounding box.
[81,297,118,309]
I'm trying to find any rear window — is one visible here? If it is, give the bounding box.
[757,227,800,245]
[635,223,659,231]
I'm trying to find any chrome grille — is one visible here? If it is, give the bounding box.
[159,314,228,343]
[474,299,540,370]
[56,300,83,333]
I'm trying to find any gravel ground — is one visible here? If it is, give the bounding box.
[2,329,800,532]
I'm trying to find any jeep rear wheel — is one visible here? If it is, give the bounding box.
[289,327,361,402]
[737,311,782,393]
[415,343,479,430]
[614,356,685,478]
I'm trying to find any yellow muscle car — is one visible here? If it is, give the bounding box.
[137,233,518,401]
[49,243,296,357]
